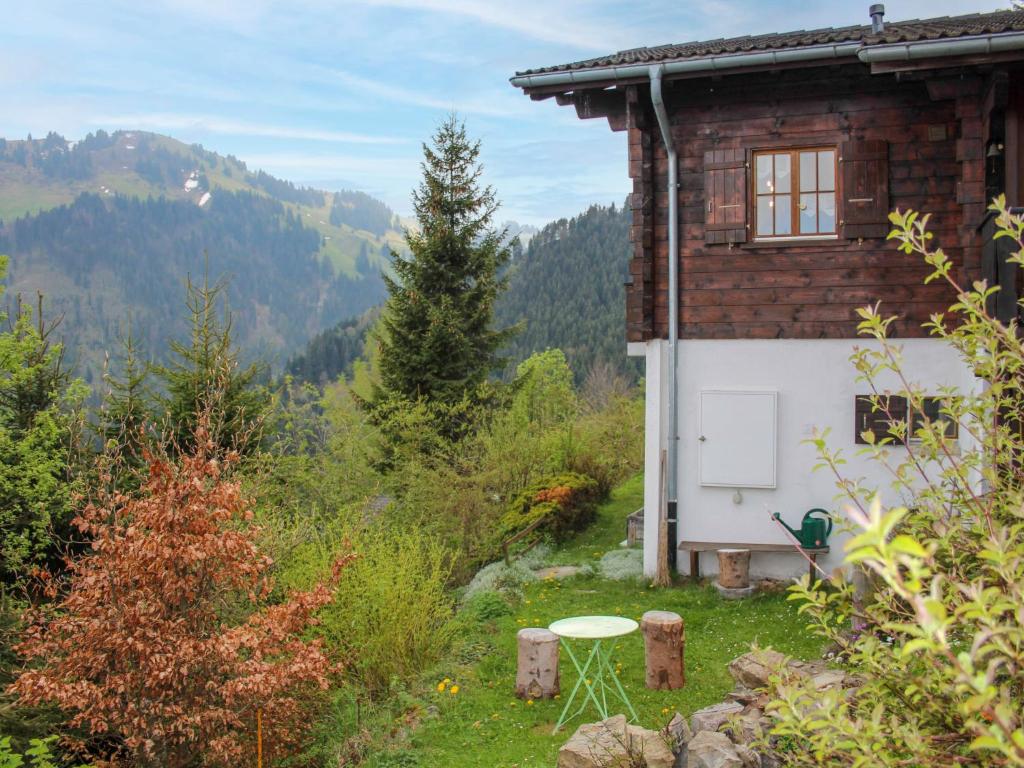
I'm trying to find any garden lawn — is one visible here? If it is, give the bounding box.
[366,475,823,768]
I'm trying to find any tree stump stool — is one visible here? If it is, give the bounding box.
[717,548,751,589]
[515,628,560,700]
[640,610,685,690]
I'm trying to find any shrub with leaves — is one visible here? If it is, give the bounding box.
[10,425,350,767]
[500,472,602,544]
[765,199,1024,766]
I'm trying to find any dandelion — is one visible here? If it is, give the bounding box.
[450,685,460,695]
[437,682,446,692]
[661,707,670,715]
[526,699,534,706]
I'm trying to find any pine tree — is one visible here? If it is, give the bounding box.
[371,116,513,440]
[98,319,151,465]
[155,273,268,457]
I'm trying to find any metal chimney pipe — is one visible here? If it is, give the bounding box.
[870,4,885,34]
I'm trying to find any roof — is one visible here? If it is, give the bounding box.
[514,9,1024,78]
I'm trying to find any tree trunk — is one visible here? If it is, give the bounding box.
[717,548,751,589]
[515,628,560,699]
[640,610,685,690]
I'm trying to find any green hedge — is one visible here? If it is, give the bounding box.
[499,472,602,545]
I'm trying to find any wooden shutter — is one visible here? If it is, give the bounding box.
[704,148,747,245]
[839,140,889,239]
[854,394,907,445]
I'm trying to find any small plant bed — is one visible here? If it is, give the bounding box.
[361,476,823,768]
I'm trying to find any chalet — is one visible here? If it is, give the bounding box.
[511,6,1024,579]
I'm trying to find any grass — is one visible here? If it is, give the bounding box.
[358,475,823,768]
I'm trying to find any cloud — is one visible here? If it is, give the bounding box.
[86,113,406,144]
[349,0,626,50]
[329,69,526,118]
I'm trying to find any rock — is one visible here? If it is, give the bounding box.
[627,724,677,768]
[690,701,743,734]
[558,715,630,768]
[759,753,781,768]
[728,649,788,690]
[724,687,758,705]
[721,712,765,746]
[664,712,693,748]
[686,731,743,768]
[558,715,675,768]
[787,658,826,677]
[735,744,761,768]
[810,669,846,690]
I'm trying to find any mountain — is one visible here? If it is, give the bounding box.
[284,202,637,389]
[495,202,639,383]
[285,307,379,386]
[0,130,403,382]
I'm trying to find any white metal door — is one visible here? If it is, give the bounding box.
[698,389,777,488]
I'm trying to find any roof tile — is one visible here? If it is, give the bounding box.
[514,10,1024,77]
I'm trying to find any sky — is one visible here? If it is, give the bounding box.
[1,0,1000,225]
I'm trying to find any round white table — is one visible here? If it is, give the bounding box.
[548,615,640,733]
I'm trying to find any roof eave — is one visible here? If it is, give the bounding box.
[510,41,863,91]
[511,31,1024,93]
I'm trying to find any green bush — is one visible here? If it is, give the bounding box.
[462,591,513,621]
[0,736,84,768]
[311,526,457,698]
[763,200,1024,767]
[500,472,602,544]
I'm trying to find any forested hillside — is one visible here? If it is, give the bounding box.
[496,202,638,382]
[0,130,400,381]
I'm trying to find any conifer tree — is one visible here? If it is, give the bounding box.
[371,116,513,439]
[155,273,268,456]
[98,319,151,466]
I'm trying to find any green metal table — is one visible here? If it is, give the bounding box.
[548,615,640,733]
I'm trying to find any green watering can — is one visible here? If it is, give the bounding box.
[772,508,833,548]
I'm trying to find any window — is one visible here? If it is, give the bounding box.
[754,148,837,239]
[910,397,959,441]
[854,395,959,445]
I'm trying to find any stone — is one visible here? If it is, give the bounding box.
[690,701,743,734]
[735,744,761,768]
[724,687,758,705]
[728,649,788,690]
[663,712,693,749]
[713,582,757,600]
[558,715,631,768]
[558,715,676,768]
[686,731,743,768]
[641,610,685,690]
[722,712,765,746]
[810,669,846,690]
[627,724,677,768]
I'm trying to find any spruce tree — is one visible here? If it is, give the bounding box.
[372,116,513,440]
[155,273,268,457]
[98,319,151,464]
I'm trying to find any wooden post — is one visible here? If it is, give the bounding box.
[640,610,685,690]
[717,549,751,588]
[515,628,560,699]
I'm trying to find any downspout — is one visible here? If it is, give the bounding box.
[649,64,679,570]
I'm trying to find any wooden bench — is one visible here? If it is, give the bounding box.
[678,540,829,582]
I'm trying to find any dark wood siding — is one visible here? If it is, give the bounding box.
[622,64,985,342]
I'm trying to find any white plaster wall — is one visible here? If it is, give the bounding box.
[632,337,974,580]
[628,340,667,575]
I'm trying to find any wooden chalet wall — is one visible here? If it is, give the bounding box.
[621,63,988,343]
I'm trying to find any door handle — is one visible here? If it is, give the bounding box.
[698,435,706,442]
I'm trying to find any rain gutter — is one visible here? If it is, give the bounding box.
[649,64,678,569]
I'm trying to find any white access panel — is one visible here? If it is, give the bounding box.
[698,389,777,488]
